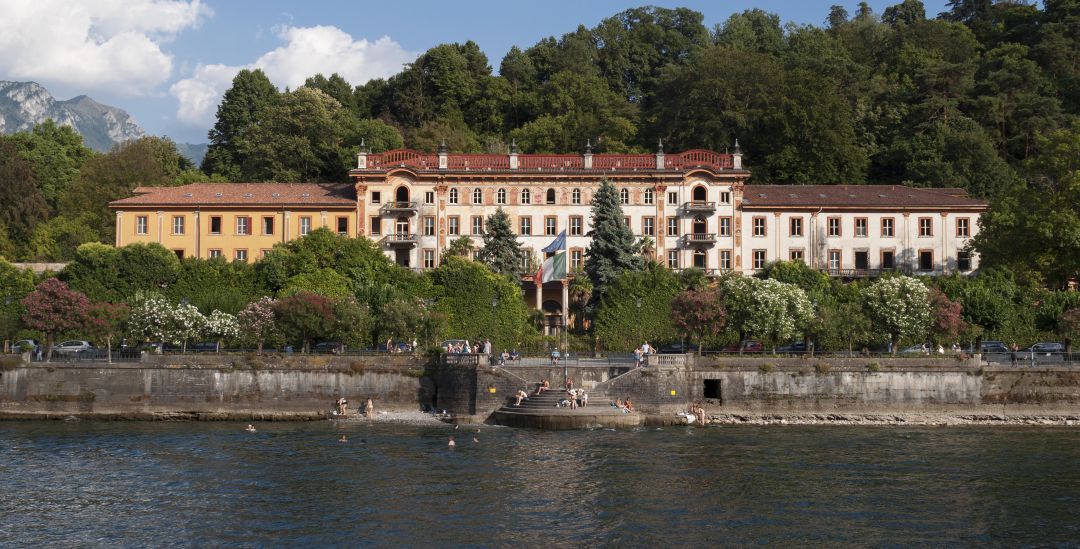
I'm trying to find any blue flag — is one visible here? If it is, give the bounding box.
[542,230,566,253]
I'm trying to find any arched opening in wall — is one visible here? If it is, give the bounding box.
[542,300,562,313]
[546,189,556,204]
[693,250,707,268]
[395,186,410,203]
[692,185,707,203]
[693,217,707,234]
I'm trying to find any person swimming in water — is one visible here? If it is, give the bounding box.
[245,424,256,432]
[339,434,348,443]
[448,436,456,448]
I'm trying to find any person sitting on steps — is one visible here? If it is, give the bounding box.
[514,389,529,406]
[536,379,550,395]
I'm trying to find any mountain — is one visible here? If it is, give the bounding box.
[0,80,145,152]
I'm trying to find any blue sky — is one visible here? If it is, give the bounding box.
[0,0,948,145]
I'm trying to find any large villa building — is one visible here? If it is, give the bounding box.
[110,144,987,333]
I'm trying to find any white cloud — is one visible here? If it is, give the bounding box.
[0,0,210,94]
[170,25,415,127]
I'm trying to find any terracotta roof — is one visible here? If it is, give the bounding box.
[740,185,987,209]
[110,183,356,208]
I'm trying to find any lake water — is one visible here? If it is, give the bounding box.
[2,421,1079,547]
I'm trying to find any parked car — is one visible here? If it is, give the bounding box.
[659,342,698,354]
[979,340,1009,353]
[313,341,344,354]
[190,341,220,352]
[777,341,808,354]
[722,340,764,353]
[10,339,39,353]
[53,340,94,355]
[1022,342,1065,354]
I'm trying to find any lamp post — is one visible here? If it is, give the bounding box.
[635,297,642,348]
[491,296,498,355]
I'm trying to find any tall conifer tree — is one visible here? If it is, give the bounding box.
[584,179,643,302]
[477,207,523,276]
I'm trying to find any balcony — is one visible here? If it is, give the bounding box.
[379,201,418,215]
[680,233,716,246]
[380,233,418,246]
[681,201,716,214]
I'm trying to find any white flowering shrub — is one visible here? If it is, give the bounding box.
[722,276,813,350]
[206,310,240,341]
[129,293,209,348]
[862,275,932,350]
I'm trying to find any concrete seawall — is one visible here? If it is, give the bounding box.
[2,354,1079,422]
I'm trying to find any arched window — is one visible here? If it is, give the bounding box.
[692,185,707,203]
[620,188,629,205]
[571,188,581,204]
[693,217,707,234]
[520,188,531,204]
[472,188,483,204]
[644,188,654,205]
[497,188,507,204]
[546,188,556,204]
[448,188,459,204]
[693,250,706,268]
[395,186,409,203]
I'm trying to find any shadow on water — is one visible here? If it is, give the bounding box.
[1,422,1079,547]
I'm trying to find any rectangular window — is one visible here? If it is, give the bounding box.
[234,249,248,262]
[919,217,933,237]
[208,249,222,259]
[828,250,841,270]
[719,250,731,270]
[519,216,531,236]
[236,216,250,236]
[644,189,654,205]
[881,217,895,238]
[719,191,731,204]
[449,189,459,205]
[667,250,678,269]
[643,217,654,236]
[371,191,381,204]
[336,216,348,235]
[471,216,484,235]
[423,249,435,269]
[370,217,382,235]
[171,215,185,235]
[173,249,184,259]
[571,250,583,271]
[752,250,766,270]
[790,249,804,262]
[693,250,707,268]
[855,217,868,237]
[752,216,766,237]
[423,216,435,236]
[667,191,678,205]
[545,216,557,236]
[298,216,311,236]
[719,217,731,237]
[919,250,934,271]
[827,217,841,237]
[789,217,803,237]
[260,249,271,258]
[624,216,631,228]
[666,217,678,237]
[209,216,221,235]
[958,251,972,271]
[854,250,869,270]
[956,218,970,238]
[570,216,583,236]
[136,215,148,235]
[448,216,460,236]
[263,216,275,236]
[882,250,895,269]
[424,191,435,205]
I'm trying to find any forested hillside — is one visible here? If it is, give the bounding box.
[0,1,1077,286]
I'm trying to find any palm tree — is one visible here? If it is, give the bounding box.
[568,273,593,333]
[637,236,656,263]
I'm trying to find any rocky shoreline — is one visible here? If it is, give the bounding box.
[696,412,1080,427]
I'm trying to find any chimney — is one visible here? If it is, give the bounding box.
[438,140,448,170]
[356,138,369,169]
[732,139,742,170]
[655,139,665,170]
[509,139,519,170]
[583,139,593,169]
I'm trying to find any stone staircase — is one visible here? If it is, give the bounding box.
[505,387,606,411]
[492,386,642,429]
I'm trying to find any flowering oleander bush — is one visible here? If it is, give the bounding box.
[862,275,932,352]
[21,278,91,361]
[238,297,277,351]
[723,276,813,352]
[206,309,240,344]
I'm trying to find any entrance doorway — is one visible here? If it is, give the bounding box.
[395,249,410,267]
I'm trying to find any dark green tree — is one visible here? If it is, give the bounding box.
[477,207,523,276]
[202,69,278,179]
[0,140,51,252]
[584,179,644,304]
[4,120,93,208]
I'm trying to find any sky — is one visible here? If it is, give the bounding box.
[0,0,949,145]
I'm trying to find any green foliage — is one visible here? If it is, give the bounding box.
[203,69,279,179]
[428,256,534,351]
[61,242,180,303]
[671,284,727,354]
[273,292,336,352]
[168,257,264,315]
[279,268,352,300]
[585,179,644,304]
[3,120,93,209]
[0,140,51,251]
[446,236,476,258]
[23,213,100,261]
[862,275,932,351]
[594,265,683,351]
[477,208,523,276]
[0,259,36,341]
